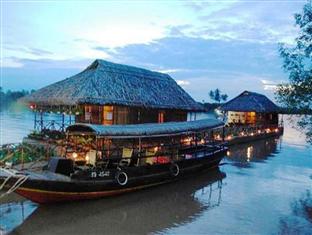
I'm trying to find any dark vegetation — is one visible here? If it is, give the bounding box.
[277,1,312,143]
[209,89,228,103]
[0,87,35,109]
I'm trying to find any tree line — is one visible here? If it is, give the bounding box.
[0,87,35,108]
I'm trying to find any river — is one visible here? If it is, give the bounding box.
[0,107,311,235]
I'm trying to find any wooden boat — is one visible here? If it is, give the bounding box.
[0,119,227,203]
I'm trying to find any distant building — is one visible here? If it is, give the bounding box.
[23,60,203,126]
[220,91,280,126]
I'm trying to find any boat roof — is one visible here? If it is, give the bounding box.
[66,119,224,138]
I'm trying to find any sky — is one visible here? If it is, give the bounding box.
[0,0,307,102]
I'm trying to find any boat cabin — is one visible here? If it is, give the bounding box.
[62,119,224,171]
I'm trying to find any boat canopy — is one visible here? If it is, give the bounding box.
[66,119,224,138]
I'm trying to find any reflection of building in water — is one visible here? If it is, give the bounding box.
[7,170,225,235]
[226,137,281,167]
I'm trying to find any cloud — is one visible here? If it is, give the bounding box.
[180,0,303,44]
[261,79,283,91]
[184,1,238,13]
[176,80,190,86]
[3,34,289,100]
[91,36,287,100]
[1,57,93,69]
[156,68,186,74]
[4,45,53,56]
[106,36,284,76]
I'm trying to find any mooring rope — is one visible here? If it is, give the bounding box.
[0,167,29,199]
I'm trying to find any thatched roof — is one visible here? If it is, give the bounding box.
[66,118,223,138]
[23,59,203,111]
[220,91,279,113]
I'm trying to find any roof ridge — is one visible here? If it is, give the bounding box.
[82,59,172,82]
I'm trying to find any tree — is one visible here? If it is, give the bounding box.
[214,89,221,103]
[209,90,214,101]
[209,89,228,103]
[221,94,228,102]
[277,1,312,143]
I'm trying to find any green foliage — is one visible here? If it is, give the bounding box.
[0,143,49,165]
[277,1,312,143]
[28,129,65,140]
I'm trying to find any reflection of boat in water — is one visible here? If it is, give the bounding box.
[1,120,227,203]
[8,169,225,235]
[226,137,281,167]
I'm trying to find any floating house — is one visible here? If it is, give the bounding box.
[23,59,203,128]
[220,91,280,126]
[2,60,229,203]
[217,91,283,145]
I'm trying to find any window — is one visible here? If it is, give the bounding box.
[103,106,114,125]
[158,111,165,123]
[115,106,129,124]
[85,105,92,121]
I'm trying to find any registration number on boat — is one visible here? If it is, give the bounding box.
[91,171,110,178]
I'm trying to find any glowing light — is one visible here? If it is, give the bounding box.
[215,134,221,140]
[226,151,231,156]
[247,146,253,161]
[183,137,192,145]
[200,139,205,144]
[250,133,254,136]
[258,130,261,134]
[72,152,78,159]
[154,146,159,152]
[240,132,245,136]
[275,128,279,133]
[85,155,90,161]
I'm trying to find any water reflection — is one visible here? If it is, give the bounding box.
[226,137,281,168]
[8,169,225,235]
[0,200,37,234]
[278,190,312,234]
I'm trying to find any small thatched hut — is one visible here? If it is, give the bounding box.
[23,59,203,125]
[220,91,280,126]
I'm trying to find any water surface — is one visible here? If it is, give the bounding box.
[0,109,311,235]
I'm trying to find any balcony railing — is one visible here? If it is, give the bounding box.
[213,124,283,142]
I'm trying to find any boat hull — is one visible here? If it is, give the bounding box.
[4,148,227,203]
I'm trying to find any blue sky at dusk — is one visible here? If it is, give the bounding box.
[1,0,307,102]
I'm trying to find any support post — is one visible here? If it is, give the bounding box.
[61,113,65,132]
[40,111,43,131]
[34,110,37,130]
[138,138,141,158]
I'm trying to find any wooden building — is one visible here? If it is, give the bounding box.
[22,60,203,127]
[220,91,280,126]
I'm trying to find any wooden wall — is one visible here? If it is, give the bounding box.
[76,105,187,125]
[227,111,278,125]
